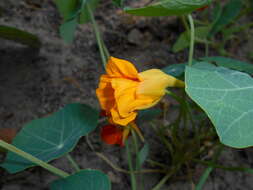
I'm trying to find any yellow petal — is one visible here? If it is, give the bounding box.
[137,69,184,98]
[111,78,138,117]
[110,107,137,126]
[106,57,139,79]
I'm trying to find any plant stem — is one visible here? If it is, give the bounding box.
[126,140,137,190]
[87,4,107,69]
[151,171,174,190]
[187,14,195,66]
[195,144,224,190]
[66,153,81,172]
[0,140,69,178]
[132,129,144,190]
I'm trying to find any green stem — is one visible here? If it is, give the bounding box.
[151,171,174,190]
[131,130,140,170]
[87,4,107,69]
[132,129,144,190]
[187,14,195,66]
[195,144,224,190]
[0,140,69,178]
[126,140,137,190]
[181,16,190,32]
[66,153,81,172]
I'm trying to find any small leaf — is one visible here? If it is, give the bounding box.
[200,56,253,75]
[209,0,242,36]
[138,143,149,166]
[1,104,99,173]
[0,25,41,48]
[186,62,253,148]
[60,18,78,43]
[55,0,79,21]
[79,0,100,24]
[172,26,210,53]
[124,0,211,16]
[50,170,111,190]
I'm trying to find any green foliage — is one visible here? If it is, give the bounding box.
[209,0,243,37]
[55,0,100,42]
[124,0,211,16]
[200,56,253,75]
[55,0,79,21]
[50,170,111,190]
[60,18,78,43]
[186,62,253,148]
[172,26,210,53]
[1,104,99,173]
[0,25,41,48]
[79,0,100,24]
[138,143,149,166]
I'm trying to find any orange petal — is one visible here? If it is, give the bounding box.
[96,75,115,111]
[106,57,139,80]
[101,125,123,146]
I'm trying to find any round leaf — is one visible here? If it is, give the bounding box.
[1,104,99,173]
[186,62,253,148]
[50,170,111,190]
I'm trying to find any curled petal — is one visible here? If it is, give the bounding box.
[106,57,139,80]
[96,75,115,111]
[110,107,137,126]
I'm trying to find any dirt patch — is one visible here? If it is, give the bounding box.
[1,0,253,190]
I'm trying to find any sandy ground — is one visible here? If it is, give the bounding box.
[1,0,253,189]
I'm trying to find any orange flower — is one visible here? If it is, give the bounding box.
[101,125,129,146]
[96,57,184,126]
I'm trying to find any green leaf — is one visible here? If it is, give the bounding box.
[79,0,100,24]
[172,26,210,53]
[137,108,162,123]
[211,2,222,21]
[0,25,41,48]
[209,0,242,36]
[60,18,78,43]
[50,170,111,190]
[200,56,253,75]
[55,0,79,21]
[186,62,253,148]
[124,0,211,17]
[138,143,149,166]
[1,104,99,173]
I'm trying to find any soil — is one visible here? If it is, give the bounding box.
[1,0,253,190]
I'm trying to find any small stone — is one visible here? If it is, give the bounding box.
[127,29,142,45]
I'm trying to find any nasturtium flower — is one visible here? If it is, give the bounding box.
[96,57,184,126]
[101,125,129,146]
